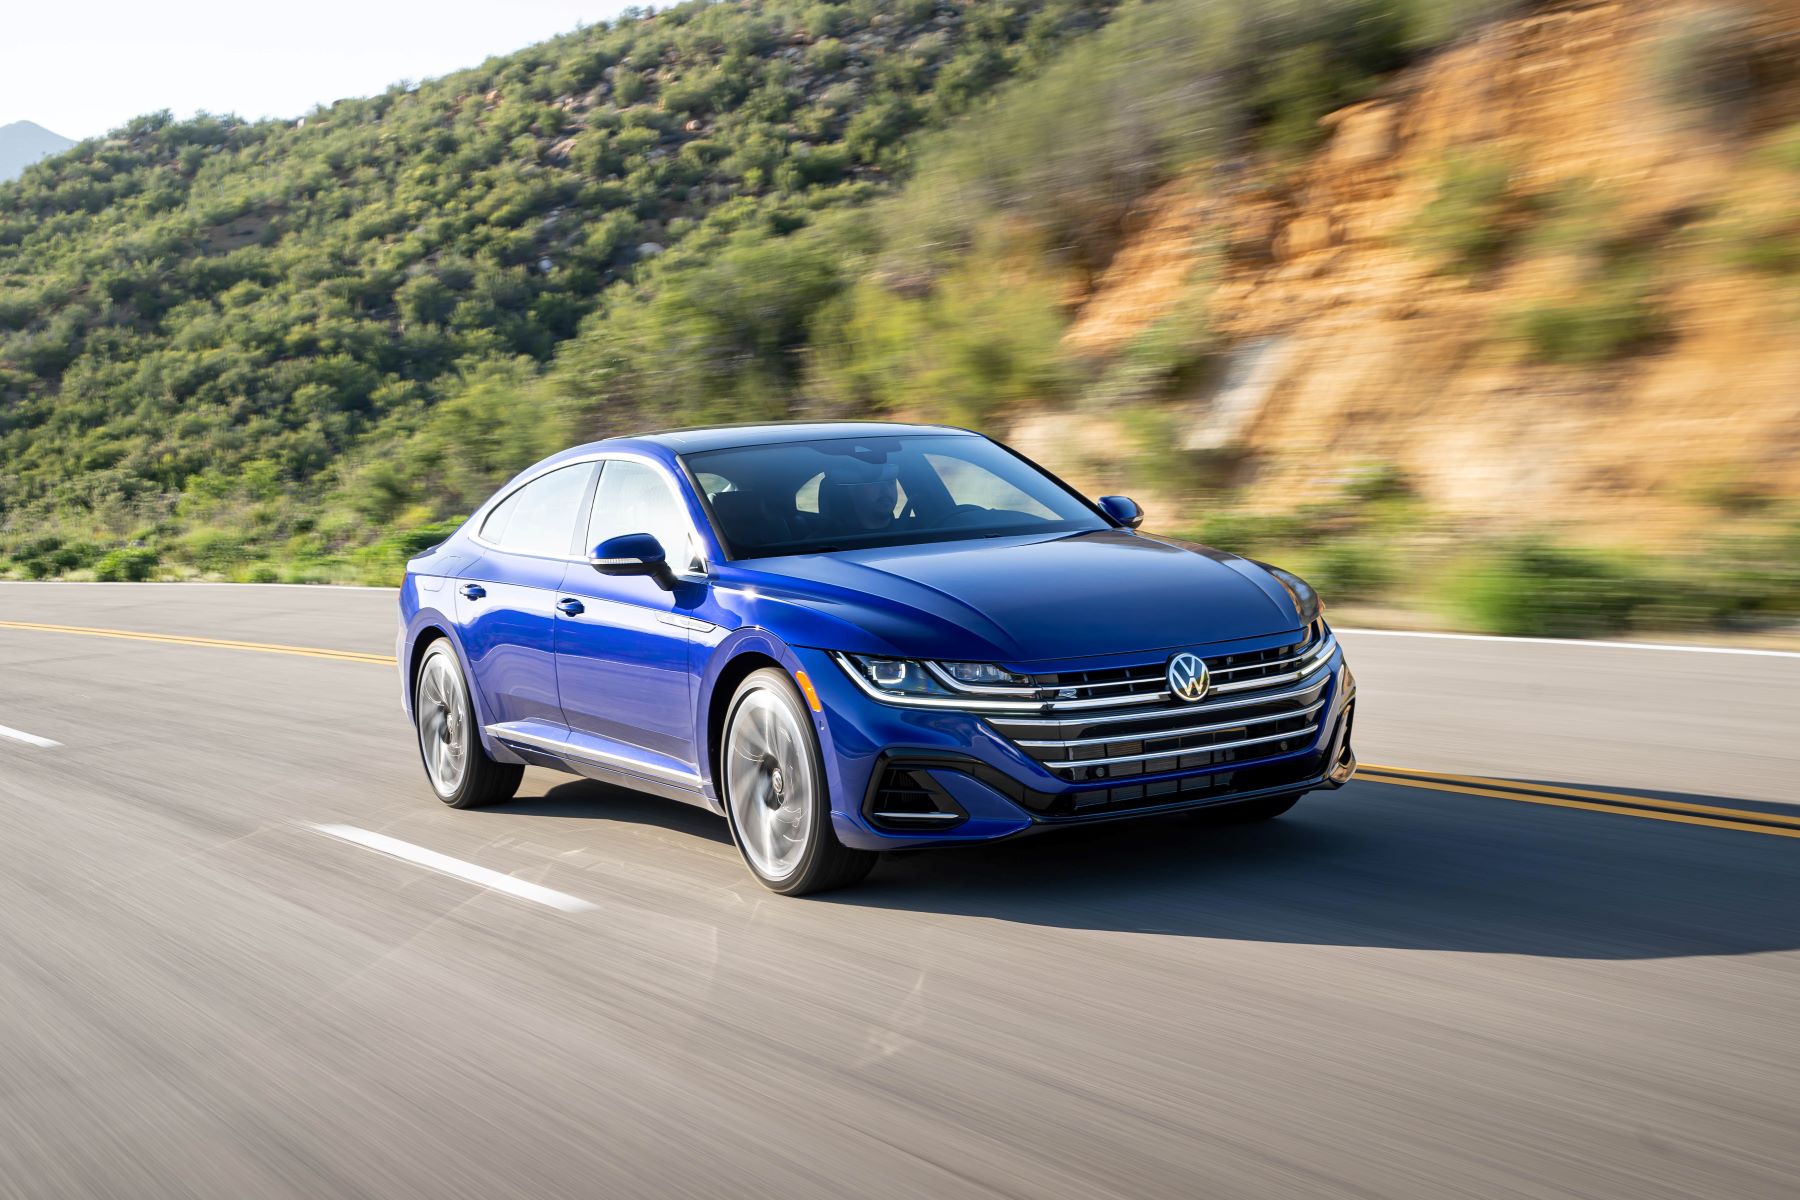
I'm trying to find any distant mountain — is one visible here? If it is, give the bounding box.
[0,120,75,181]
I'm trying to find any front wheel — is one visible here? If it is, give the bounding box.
[723,668,875,896]
[414,641,523,809]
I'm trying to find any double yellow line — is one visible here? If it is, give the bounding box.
[2,617,1793,839]
[0,619,397,666]
[1359,764,1800,840]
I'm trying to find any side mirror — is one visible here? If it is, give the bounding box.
[1098,495,1145,529]
[590,532,677,590]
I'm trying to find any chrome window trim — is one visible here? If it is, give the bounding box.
[470,459,602,563]
[468,450,711,578]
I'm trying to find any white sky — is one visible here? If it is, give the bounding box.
[4,1,634,141]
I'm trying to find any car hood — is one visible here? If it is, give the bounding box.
[730,529,1305,664]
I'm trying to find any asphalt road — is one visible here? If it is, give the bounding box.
[1,582,1797,1200]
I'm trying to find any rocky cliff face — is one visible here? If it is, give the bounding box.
[1041,0,1800,542]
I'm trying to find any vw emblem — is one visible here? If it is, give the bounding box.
[1167,652,1210,702]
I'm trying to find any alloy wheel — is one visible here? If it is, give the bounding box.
[725,686,814,881]
[416,651,471,798]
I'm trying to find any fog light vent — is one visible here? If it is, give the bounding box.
[866,766,969,831]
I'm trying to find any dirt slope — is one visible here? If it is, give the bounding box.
[1049,0,1800,540]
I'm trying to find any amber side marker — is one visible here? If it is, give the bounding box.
[793,670,824,713]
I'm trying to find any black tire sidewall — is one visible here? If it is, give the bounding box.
[416,642,479,808]
[723,668,835,893]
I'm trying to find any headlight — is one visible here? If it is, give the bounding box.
[840,655,1035,699]
[936,661,1030,686]
[1264,565,1324,624]
[843,655,955,697]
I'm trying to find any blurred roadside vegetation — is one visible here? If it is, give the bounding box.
[2,0,1797,640]
[1175,469,1800,640]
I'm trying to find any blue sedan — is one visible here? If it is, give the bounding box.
[398,422,1357,894]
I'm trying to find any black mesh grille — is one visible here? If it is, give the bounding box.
[864,765,968,831]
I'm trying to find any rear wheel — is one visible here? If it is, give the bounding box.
[414,641,523,809]
[723,668,875,896]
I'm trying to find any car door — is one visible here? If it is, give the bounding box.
[553,457,705,782]
[456,460,597,731]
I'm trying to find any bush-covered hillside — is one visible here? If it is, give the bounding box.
[9,0,1793,645]
[0,0,1525,583]
[0,0,1123,580]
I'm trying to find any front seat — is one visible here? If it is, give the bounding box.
[709,490,793,555]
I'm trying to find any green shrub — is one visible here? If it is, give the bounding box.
[1436,540,1645,638]
[807,37,849,74]
[1286,537,1399,603]
[1508,277,1660,364]
[1721,219,1800,277]
[1082,294,1219,410]
[1759,122,1800,174]
[613,67,649,105]
[1407,152,1518,273]
[1251,5,1408,158]
[1181,511,1318,555]
[179,529,250,576]
[93,548,161,582]
[1647,5,1766,131]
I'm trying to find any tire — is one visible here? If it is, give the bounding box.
[414,640,523,809]
[722,668,876,896]
[1188,792,1303,826]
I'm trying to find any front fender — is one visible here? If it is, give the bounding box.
[692,625,866,831]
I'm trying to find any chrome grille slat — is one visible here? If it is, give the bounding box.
[1035,723,1321,769]
[981,626,1337,780]
[923,623,1327,705]
[1013,698,1328,749]
[983,661,1331,731]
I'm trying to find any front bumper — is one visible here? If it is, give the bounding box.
[796,633,1357,853]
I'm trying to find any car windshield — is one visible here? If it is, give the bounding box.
[683,433,1110,558]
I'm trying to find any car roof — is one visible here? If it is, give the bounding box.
[615,420,977,454]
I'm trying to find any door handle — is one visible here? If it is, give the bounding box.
[556,597,585,616]
[460,584,486,600]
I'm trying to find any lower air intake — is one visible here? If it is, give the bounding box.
[865,766,969,832]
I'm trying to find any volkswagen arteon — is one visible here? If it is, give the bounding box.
[399,423,1356,894]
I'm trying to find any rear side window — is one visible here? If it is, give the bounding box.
[479,462,597,557]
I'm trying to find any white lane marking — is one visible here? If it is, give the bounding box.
[309,824,597,912]
[0,723,60,748]
[1335,628,1800,659]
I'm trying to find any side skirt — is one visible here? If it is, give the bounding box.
[487,725,723,815]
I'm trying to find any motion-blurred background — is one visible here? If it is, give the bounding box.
[1,0,1796,640]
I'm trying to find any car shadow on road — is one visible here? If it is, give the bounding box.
[495,774,1798,960]
[831,777,1800,960]
[490,777,735,846]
